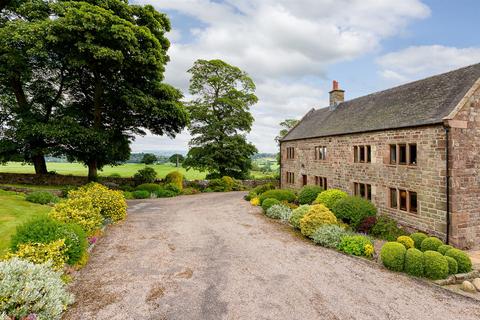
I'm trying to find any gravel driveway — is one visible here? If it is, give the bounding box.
[63,192,480,320]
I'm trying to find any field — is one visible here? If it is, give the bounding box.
[0,190,52,255]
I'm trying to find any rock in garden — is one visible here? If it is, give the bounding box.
[461,281,477,293]
[472,278,480,291]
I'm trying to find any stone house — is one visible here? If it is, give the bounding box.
[280,63,480,249]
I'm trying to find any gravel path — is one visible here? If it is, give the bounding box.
[63,192,480,320]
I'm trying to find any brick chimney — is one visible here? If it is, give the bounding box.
[329,80,345,110]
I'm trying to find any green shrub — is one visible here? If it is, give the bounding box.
[445,256,458,275]
[252,183,276,195]
[164,183,181,194]
[165,171,184,191]
[312,224,352,248]
[61,185,76,198]
[410,232,428,249]
[133,166,157,184]
[370,215,406,241]
[245,190,257,201]
[420,237,443,252]
[109,173,122,178]
[313,189,348,210]
[338,235,374,257]
[331,196,376,229]
[25,191,59,205]
[445,248,472,273]
[10,216,87,265]
[299,204,337,238]
[261,198,281,212]
[297,185,323,205]
[265,204,292,220]
[289,205,310,229]
[423,251,449,280]
[154,189,177,198]
[437,244,454,255]
[0,258,74,320]
[182,187,200,195]
[259,189,296,203]
[397,236,415,249]
[119,184,135,192]
[136,183,162,193]
[132,190,150,199]
[123,191,134,199]
[404,248,424,277]
[380,242,406,272]
[49,197,103,235]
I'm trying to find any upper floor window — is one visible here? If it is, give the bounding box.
[354,182,371,200]
[354,145,371,163]
[390,143,416,165]
[315,176,327,189]
[286,147,295,159]
[390,188,417,213]
[315,146,327,160]
[286,172,295,184]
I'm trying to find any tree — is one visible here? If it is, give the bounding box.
[169,154,184,167]
[275,119,299,144]
[183,59,258,179]
[142,153,157,165]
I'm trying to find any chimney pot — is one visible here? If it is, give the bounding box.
[333,80,339,90]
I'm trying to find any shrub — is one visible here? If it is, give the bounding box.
[68,183,127,222]
[109,173,121,178]
[331,196,377,229]
[164,183,181,194]
[252,183,276,195]
[4,239,67,271]
[445,256,458,275]
[182,187,200,195]
[370,215,406,241]
[313,189,348,210]
[420,237,443,252]
[259,189,296,203]
[265,204,292,220]
[123,191,134,199]
[245,190,257,201]
[445,248,472,273]
[423,251,449,280]
[338,235,374,257]
[60,185,76,198]
[49,197,103,235]
[380,242,406,272]
[299,204,337,238]
[165,171,184,191]
[133,166,157,184]
[10,216,87,265]
[404,248,424,277]
[0,258,74,320]
[410,232,428,249]
[357,216,377,234]
[154,189,177,198]
[297,185,323,205]
[133,190,150,199]
[135,183,162,193]
[437,244,454,255]
[25,191,59,205]
[397,236,415,249]
[312,224,352,249]
[261,198,281,212]
[289,205,310,229]
[250,197,260,206]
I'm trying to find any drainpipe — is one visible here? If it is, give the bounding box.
[279,143,282,189]
[444,126,450,244]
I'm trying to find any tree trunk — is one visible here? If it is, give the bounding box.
[176,154,179,167]
[87,159,98,181]
[32,153,48,175]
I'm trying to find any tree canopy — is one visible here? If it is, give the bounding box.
[183,59,258,179]
[275,119,299,144]
[142,153,157,165]
[169,154,184,167]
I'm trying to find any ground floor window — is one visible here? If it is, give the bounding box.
[286,172,295,184]
[353,182,371,200]
[389,188,417,213]
[315,176,327,189]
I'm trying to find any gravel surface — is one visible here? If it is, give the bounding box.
[63,192,480,320]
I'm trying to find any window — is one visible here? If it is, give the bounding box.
[354,182,372,200]
[399,189,407,211]
[354,145,371,163]
[410,192,417,213]
[286,172,295,184]
[390,188,398,208]
[286,147,295,159]
[389,143,417,165]
[389,188,418,213]
[315,176,327,189]
[399,144,407,165]
[390,145,397,164]
[409,144,417,165]
[315,146,327,160]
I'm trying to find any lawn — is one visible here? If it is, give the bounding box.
[0,190,52,255]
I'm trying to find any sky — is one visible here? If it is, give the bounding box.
[130,0,480,153]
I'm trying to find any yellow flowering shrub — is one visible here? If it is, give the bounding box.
[50,197,103,235]
[300,204,337,237]
[3,239,67,270]
[69,183,127,222]
[397,235,415,249]
[364,243,375,258]
[250,197,260,206]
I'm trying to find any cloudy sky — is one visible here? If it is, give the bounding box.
[131,0,480,153]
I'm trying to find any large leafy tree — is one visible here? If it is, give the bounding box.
[275,119,299,144]
[142,153,157,165]
[183,59,258,179]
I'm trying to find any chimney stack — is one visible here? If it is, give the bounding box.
[329,80,345,110]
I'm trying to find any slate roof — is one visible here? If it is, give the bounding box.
[282,63,480,141]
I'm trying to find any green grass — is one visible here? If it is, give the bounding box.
[0,190,52,255]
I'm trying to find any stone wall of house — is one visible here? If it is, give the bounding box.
[280,125,449,242]
[449,84,480,249]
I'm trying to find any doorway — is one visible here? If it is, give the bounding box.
[302,175,307,186]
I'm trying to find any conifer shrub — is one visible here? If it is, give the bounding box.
[299,204,337,238]
[259,189,296,203]
[25,191,59,205]
[165,171,184,191]
[410,232,428,249]
[397,236,415,249]
[437,244,454,255]
[261,198,281,212]
[420,237,443,252]
[404,248,424,277]
[423,250,449,280]
[380,241,406,272]
[331,196,376,229]
[289,205,310,229]
[445,248,472,273]
[313,189,348,210]
[297,185,323,205]
[445,256,458,275]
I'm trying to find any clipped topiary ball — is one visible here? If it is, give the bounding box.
[410,232,428,249]
[445,248,472,273]
[423,250,449,280]
[445,256,458,275]
[380,242,406,272]
[420,236,443,252]
[289,205,310,229]
[404,248,424,277]
[299,204,337,238]
[261,198,281,212]
[313,189,348,210]
[437,244,454,255]
[297,185,323,205]
[397,236,415,249]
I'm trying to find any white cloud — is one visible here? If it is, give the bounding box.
[378,45,480,84]
[133,0,430,152]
